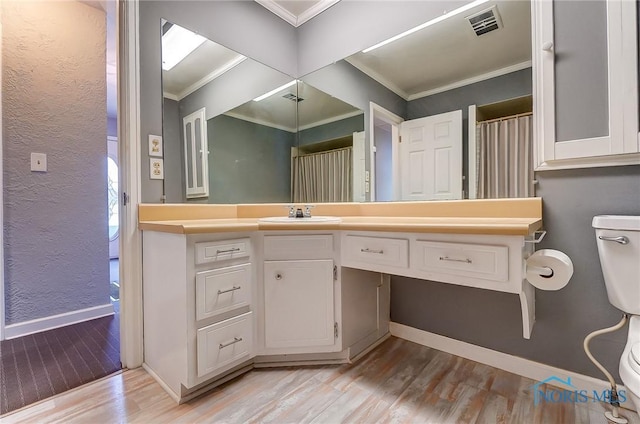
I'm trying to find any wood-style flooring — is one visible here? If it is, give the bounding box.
[2,337,638,423]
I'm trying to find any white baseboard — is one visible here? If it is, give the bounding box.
[390,322,636,412]
[4,304,114,340]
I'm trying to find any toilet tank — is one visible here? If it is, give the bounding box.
[592,216,640,315]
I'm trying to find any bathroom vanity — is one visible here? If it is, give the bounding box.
[139,198,542,402]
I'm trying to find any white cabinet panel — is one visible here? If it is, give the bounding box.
[412,241,509,282]
[195,238,250,265]
[195,263,251,321]
[264,260,335,350]
[196,312,254,378]
[263,234,333,260]
[342,235,409,271]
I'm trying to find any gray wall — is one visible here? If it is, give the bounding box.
[2,1,109,324]
[206,115,295,204]
[163,98,183,203]
[392,165,640,381]
[408,68,532,195]
[139,0,297,202]
[374,126,393,201]
[299,114,364,147]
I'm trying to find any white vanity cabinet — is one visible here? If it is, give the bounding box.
[341,231,535,339]
[533,0,639,169]
[142,231,255,402]
[260,234,340,355]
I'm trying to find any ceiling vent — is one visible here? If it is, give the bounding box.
[467,5,503,37]
[282,93,304,102]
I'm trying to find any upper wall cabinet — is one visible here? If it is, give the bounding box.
[532,0,639,170]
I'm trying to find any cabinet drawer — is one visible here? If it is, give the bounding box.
[195,263,252,321]
[195,238,250,265]
[196,312,253,378]
[264,234,333,260]
[413,240,508,282]
[343,235,409,269]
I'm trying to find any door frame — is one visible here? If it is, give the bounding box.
[369,102,403,201]
[119,0,144,368]
[468,105,477,199]
[0,4,5,341]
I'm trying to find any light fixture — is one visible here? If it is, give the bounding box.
[253,80,297,102]
[362,0,490,53]
[162,25,207,71]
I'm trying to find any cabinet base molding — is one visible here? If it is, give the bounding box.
[254,350,351,367]
[348,332,391,364]
[389,322,636,412]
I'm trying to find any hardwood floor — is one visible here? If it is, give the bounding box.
[2,337,638,423]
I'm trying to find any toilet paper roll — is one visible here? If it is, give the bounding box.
[526,249,574,291]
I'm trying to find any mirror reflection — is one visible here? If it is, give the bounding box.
[158,0,532,205]
[301,0,532,201]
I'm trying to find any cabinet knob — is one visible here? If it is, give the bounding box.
[542,41,554,52]
[275,272,283,280]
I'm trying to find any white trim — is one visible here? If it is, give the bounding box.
[4,304,114,340]
[162,92,179,102]
[298,110,364,131]
[255,0,339,27]
[407,61,533,101]
[0,8,4,341]
[468,105,477,199]
[390,322,637,412]
[348,59,531,103]
[535,153,640,171]
[224,111,296,133]
[120,0,144,369]
[346,58,409,100]
[369,102,404,202]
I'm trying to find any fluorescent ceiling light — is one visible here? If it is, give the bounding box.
[362,0,490,53]
[162,25,207,71]
[253,80,297,102]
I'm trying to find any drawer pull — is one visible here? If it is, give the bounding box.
[361,248,384,254]
[439,256,472,264]
[219,337,243,349]
[217,286,241,295]
[216,247,241,255]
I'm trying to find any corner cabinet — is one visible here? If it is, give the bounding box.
[142,232,255,402]
[532,0,640,169]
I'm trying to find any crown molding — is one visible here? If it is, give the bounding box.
[256,0,340,27]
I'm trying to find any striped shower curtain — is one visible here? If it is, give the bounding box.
[293,147,352,203]
[476,115,534,198]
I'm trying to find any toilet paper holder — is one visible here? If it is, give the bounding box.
[524,230,547,244]
[528,264,554,278]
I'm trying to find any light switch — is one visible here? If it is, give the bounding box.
[31,153,47,172]
[365,182,370,193]
[365,171,370,182]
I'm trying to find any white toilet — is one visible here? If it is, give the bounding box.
[593,215,640,414]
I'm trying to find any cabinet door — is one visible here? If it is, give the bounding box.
[264,260,335,350]
[533,0,639,169]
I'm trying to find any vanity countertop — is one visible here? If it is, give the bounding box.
[138,198,543,236]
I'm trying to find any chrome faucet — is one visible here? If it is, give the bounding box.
[303,204,314,218]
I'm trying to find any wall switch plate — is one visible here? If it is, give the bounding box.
[31,153,47,172]
[365,182,370,193]
[365,171,370,182]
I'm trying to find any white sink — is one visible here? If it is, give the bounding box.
[258,216,341,223]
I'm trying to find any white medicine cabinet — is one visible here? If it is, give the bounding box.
[183,107,209,198]
[532,0,639,170]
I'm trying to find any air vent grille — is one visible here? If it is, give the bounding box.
[467,5,502,37]
[282,93,304,102]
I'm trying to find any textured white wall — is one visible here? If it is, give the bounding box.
[2,1,108,324]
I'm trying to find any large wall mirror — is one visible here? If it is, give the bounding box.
[158,0,532,205]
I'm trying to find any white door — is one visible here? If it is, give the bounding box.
[264,259,335,351]
[352,131,366,202]
[400,110,462,200]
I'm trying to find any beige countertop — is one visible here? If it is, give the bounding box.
[138,216,542,236]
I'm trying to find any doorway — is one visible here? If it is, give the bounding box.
[370,102,403,201]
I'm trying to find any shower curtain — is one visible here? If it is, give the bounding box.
[476,114,534,198]
[293,147,352,203]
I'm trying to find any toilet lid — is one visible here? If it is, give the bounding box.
[632,343,640,367]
